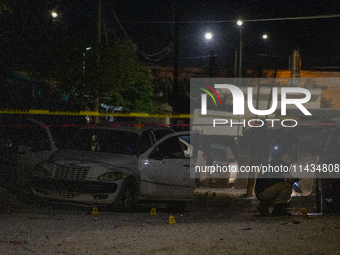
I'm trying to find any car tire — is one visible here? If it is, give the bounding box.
[112,178,138,212]
[167,201,186,213]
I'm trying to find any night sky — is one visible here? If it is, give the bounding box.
[105,0,340,69]
[2,0,340,72]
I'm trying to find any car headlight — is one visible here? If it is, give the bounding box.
[97,172,123,181]
[33,165,51,177]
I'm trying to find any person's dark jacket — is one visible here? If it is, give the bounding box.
[255,158,290,194]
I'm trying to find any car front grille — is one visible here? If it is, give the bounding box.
[53,164,89,180]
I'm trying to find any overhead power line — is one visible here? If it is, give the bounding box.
[109,3,172,60]
[122,14,340,24]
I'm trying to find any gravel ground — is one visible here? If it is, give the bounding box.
[0,187,339,255]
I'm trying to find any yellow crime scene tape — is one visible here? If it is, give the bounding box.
[2,109,335,126]
[0,109,311,122]
[0,109,303,120]
[0,109,192,119]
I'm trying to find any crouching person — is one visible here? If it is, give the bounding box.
[255,141,299,216]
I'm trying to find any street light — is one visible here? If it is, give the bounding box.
[51,11,58,19]
[237,20,243,78]
[262,34,268,39]
[205,32,213,40]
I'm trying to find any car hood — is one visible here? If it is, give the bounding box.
[50,150,138,169]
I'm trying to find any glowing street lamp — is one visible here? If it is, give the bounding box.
[262,34,268,39]
[51,11,58,19]
[205,32,213,40]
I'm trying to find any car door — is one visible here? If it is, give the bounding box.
[138,132,195,201]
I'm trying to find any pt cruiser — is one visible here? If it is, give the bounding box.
[31,126,195,211]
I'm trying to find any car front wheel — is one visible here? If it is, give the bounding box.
[112,178,138,212]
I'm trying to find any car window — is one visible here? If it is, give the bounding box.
[150,136,185,159]
[153,129,175,141]
[65,129,141,155]
[48,126,78,149]
[140,131,155,154]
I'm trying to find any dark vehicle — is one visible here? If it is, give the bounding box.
[0,117,57,192]
[316,127,340,213]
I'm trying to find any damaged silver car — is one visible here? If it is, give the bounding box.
[31,126,194,211]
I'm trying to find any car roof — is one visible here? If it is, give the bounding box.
[79,124,174,135]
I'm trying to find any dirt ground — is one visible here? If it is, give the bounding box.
[0,187,339,255]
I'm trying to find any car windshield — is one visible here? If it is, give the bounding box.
[65,129,141,155]
[48,126,79,149]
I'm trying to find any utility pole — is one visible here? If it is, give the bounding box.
[238,28,242,78]
[94,0,102,124]
[172,0,179,114]
[208,50,215,77]
[234,48,238,77]
[234,48,238,85]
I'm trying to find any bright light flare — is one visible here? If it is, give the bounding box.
[237,20,243,26]
[205,32,213,40]
[262,34,268,39]
[51,12,58,18]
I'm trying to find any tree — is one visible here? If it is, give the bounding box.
[57,39,156,113]
[0,1,157,115]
